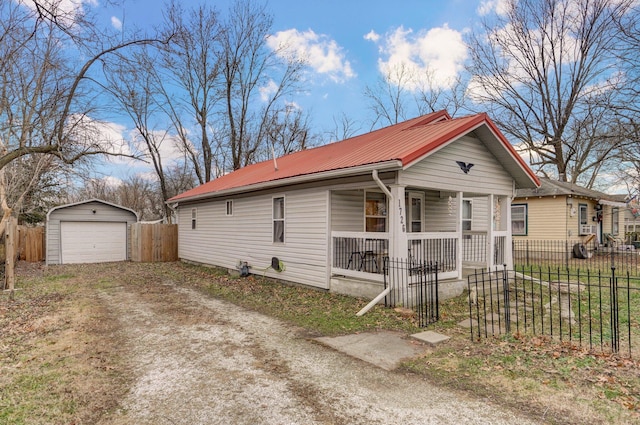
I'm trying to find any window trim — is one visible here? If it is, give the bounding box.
[364,190,388,232]
[612,207,619,235]
[579,203,588,226]
[226,200,233,216]
[511,203,528,236]
[462,199,473,231]
[272,196,285,244]
[191,208,197,230]
[407,191,424,233]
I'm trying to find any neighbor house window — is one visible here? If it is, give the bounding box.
[273,197,285,243]
[191,208,197,230]
[226,200,233,216]
[511,204,528,236]
[462,199,472,231]
[612,207,619,235]
[579,204,588,226]
[365,191,387,232]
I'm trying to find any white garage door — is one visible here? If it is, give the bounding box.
[60,221,127,264]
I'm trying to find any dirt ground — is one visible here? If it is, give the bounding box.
[98,273,542,424]
[0,262,552,425]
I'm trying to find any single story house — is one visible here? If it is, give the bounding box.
[46,199,139,265]
[169,110,540,302]
[623,197,640,237]
[512,178,626,251]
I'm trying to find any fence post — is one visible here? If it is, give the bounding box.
[502,264,510,334]
[610,266,620,354]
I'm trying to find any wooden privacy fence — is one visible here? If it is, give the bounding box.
[130,223,178,262]
[17,226,45,262]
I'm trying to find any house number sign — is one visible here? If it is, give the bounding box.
[398,199,406,232]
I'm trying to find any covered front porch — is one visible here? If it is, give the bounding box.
[329,184,511,299]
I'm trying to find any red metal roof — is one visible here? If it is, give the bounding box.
[169,110,539,202]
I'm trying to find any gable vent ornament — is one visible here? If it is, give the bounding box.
[456,161,474,174]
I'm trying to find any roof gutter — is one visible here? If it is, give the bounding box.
[170,160,402,206]
[599,199,627,208]
[356,169,394,317]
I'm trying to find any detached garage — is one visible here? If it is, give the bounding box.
[46,199,139,265]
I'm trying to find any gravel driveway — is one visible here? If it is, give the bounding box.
[97,279,540,425]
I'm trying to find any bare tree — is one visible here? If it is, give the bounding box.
[265,106,314,157]
[160,1,222,184]
[325,112,362,143]
[466,0,634,186]
[414,71,469,118]
[0,0,162,218]
[218,0,306,172]
[103,47,180,221]
[364,63,413,128]
[364,62,470,130]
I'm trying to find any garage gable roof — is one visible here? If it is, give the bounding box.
[170,110,540,203]
[46,199,139,221]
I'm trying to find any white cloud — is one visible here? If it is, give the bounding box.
[363,30,380,42]
[267,28,355,83]
[129,130,187,166]
[260,79,279,102]
[368,24,468,91]
[111,16,122,31]
[477,0,511,16]
[19,0,98,26]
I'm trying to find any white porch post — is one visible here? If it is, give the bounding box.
[487,194,495,269]
[389,184,406,260]
[505,196,514,269]
[456,191,463,280]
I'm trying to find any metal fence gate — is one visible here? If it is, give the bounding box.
[383,257,439,327]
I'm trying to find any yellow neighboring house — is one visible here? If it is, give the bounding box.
[512,178,626,246]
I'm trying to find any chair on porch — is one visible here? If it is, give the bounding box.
[347,239,380,273]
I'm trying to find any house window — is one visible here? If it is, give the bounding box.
[612,207,619,235]
[226,200,233,216]
[408,192,424,233]
[579,204,588,226]
[462,199,472,231]
[191,208,197,230]
[365,191,387,232]
[511,204,527,236]
[273,197,285,243]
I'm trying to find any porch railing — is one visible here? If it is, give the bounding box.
[408,232,457,274]
[494,232,507,266]
[463,231,486,264]
[332,230,507,280]
[461,231,507,267]
[332,232,389,280]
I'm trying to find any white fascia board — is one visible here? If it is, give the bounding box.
[171,160,403,206]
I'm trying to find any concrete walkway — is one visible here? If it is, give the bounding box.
[316,330,450,370]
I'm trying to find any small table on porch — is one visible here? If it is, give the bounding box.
[347,249,380,273]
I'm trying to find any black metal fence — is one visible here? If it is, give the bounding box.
[513,239,640,275]
[467,266,640,357]
[383,257,439,327]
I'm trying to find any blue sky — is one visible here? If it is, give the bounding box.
[27,0,510,181]
[96,0,496,133]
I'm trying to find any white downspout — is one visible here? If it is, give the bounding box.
[356,170,393,317]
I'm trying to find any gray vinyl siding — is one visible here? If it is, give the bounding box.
[470,197,489,231]
[178,188,329,289]
[331,190,364,231]
[423,191,457,232]
[46,200,138,265]
[400,135,514,195]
